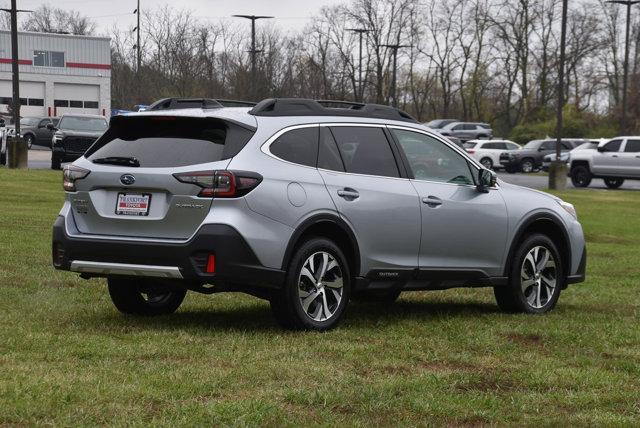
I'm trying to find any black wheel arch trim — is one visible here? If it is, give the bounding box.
[504,212,572,278]
[281,213,361,275]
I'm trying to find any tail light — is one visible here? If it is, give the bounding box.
[173,170,262,198]
[62,165,91,192]
[466,150,475,154]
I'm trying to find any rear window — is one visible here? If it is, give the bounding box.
[85,116,255,167]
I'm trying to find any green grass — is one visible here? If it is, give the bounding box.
[1,169,639,426]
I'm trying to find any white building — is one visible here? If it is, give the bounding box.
[0,30,110,118]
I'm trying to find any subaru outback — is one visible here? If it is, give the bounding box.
[52,98,586,330]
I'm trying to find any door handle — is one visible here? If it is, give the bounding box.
[422,196,443,207]
[337,188,359,200]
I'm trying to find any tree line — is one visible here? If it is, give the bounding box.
[6,0,640,140]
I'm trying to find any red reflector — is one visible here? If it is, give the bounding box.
[206,254,216,273]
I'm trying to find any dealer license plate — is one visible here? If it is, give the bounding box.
[115,193,151,216]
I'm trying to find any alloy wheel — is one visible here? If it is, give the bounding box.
[298,251,344,321]
[521,160,534,173]
[520,246,557,309]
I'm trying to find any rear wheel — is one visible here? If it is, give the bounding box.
[570,165,592,188]
[270,237,350,331]
[520,158,535,173]
[480,157,493,170]
[107,277,187,316]
[494,234,562,314]
[604,178,624,189]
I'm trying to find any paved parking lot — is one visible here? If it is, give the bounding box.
[17,148,640,191]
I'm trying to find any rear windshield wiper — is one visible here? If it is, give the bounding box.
[92,156,140,167]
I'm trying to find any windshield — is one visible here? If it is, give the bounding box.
[20,117,40,126]
[523,140,543,149]
[59,116,107,132]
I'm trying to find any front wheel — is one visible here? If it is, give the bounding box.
[51,154,61,170]
[520,158,534,173]
[24,134,34,149]
[270,237,350,331]
[570,165,592,188]
[604,178,624,189]
[108,277,187,316]
[494,234,562,314]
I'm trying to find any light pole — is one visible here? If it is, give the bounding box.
[346,28,370,103]
[607,1,640,134]
[232,14,274,100]
[133,0,141,73]
[0,0,32,168]
[380,44,411,107]
[549,0,569,189]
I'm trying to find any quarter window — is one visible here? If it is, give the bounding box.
[330,126,399,178]
[392,129,475,185]
[270,127,319,167]
[624,140,640,153]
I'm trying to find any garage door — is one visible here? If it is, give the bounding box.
[0,80,46,117]
[54,83,100,115]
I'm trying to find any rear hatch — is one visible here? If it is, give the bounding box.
[69,114,255,240]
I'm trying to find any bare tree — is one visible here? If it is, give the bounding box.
[22,5,95,35]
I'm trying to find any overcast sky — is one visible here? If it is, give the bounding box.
[14,0,345,35]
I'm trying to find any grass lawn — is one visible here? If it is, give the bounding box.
[1,169,639,426]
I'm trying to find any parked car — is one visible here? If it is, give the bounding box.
[20,117,60,148]
[438,122,493,141]
[52,98,586,331]
[50,114,108,170]
[542,140,599,171]
[424,119,460,129]
[500,138,586,173]
[569,137,640,188]
[464,139,521,170]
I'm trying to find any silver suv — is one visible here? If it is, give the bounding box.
[52,98,586,330]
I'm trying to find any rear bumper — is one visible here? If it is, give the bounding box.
[52,215,285,289]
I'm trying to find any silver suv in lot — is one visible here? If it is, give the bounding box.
[52,98,586,330]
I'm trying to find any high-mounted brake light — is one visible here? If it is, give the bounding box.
[62,165,91,192]
[173,170,262,198]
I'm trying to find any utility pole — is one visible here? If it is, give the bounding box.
[232,14,274,101]
[607,1,640,135]
[347,28,370,103]
[380,44,411,107]
[549,0,569,190]
[133,0,141,73]
[0,0,32,168]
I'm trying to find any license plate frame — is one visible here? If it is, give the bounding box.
[115,192,152,216]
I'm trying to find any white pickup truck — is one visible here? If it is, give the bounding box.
[569,137,640,188]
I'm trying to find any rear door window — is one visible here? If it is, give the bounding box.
[318,127,345,171]
[270,127,319,167]
[330,126,399,178]
[86,116,255,167]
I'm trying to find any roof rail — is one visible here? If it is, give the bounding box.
[147,98,223,111]
[248,98,418,123]
[215,99,257,107]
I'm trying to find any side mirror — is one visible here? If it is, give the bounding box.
[477,168,497,193]
[46,123,56,131]
[597,145,606,152]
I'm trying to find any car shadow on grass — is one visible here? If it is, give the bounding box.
[87,295,502,333]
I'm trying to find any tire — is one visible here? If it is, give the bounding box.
[270,237,351,331]
[24,134,34,149]
[604,178,624,189]
[570,165,592,188]
[0,150,5,166]
[520,158,535,173]
[480,157,493,170]
[494,233,563,314]
[351,289,401,303]
[51,154,61,170]
[107,277,187,316]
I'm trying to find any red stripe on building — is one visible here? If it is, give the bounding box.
[66,62,111,70]
[0,58,32,65]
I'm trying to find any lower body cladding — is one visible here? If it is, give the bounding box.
[52,215,286,299]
